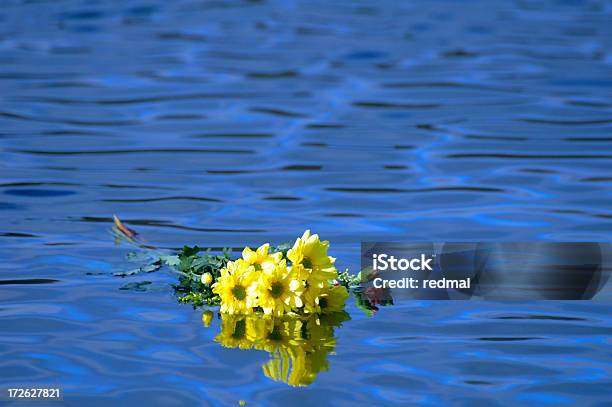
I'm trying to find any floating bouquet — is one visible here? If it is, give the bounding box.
[203,231,349,316]
[112,216,389,387]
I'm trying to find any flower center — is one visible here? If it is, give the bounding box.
[319,297,328,309]
[254,263,262,271]
[269,281,284,298]
[232,285,246,301]
[303,258,313,269]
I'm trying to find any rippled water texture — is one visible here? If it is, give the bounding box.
[1,0,611,405]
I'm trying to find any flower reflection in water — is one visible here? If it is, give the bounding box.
[208,311,350,386]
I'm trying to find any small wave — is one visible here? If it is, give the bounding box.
[353,101,440,109]
[0,232,39,238]
[478,337,541,341]
[519,117,612,125]
[250,107,308,118]
[0,279,59,285]
[495,315,587,321]
[13,148,255,156]
[564,137,612,142]
[262,196,303,201]
[4,188,75,197]
[247,70,299,79]
[382,81,521,93]
[447,153,612,159]
[465,135,529,141]
[191,132,274,139]
[326,186,505,193]
[103,196,222,203]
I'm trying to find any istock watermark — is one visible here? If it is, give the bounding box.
[361,242,612,300]
[372,253,434,271]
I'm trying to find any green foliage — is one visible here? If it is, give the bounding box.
[272,242,291,256]
[170,246,232,307]
[115,242,362,309]
[177,291,208,306]
[352,287,394,317]
[337,269,361,289]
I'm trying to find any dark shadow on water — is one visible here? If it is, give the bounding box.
[0,279,59,285]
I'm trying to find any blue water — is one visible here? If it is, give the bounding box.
[1,0,611,405]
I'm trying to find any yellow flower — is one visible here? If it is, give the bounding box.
[212,259,257,315]
[291,263,338,288]
[242,243,269,264]
[288,230,335,270]
[304,284,349,314]
[242,243,282,270]
[287,230,338,285]
[212,233,347,319]
[250,260,304,316]
[201,272,213,285]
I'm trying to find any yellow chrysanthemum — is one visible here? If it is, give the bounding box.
[242,243,282,270]
[302,283,323,313]
[250,260,304,316]
[212,259,257,315]
[287,230,338,286]
[291,263,338,288]
[288,230,336,270]
[304,284,349,314]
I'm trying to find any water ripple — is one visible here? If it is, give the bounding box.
[1,0,612,404]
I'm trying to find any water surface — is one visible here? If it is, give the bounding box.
[1,0,611,405]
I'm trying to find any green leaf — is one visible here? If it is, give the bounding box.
[141,262,161,273]
[179,245,201,258]
[160,255,180,267]
[273,242,291,256]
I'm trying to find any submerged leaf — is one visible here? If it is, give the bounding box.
[113,260,161,277]
[119,281,152,291]
[160,255,180,267]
